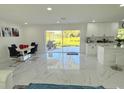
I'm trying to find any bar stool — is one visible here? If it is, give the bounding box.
[111,52,123,71]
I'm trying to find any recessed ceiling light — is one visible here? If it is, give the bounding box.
[122,19,124,21]
[24,22,28,24]
[120,4,124,7]
[92,19,96,22]
[116,87,120,89]
[56,21,60,23]
[47,7,52,11]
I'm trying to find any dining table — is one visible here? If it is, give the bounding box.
[16,46,35,61]
[16,46,34,55]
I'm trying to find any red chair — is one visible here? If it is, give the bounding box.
[19,44,24,49]
[24,45,27,48]
[26,45,29,48]
[19,44,29,49]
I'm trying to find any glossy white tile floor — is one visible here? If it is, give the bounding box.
[12,53,124,89]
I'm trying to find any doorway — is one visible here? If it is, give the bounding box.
[46,30,80,69]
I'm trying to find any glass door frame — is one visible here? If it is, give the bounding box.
[45,30,81,53]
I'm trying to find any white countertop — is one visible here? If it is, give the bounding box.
[97,44,124,66]
[98,45,124,49]
[86,43,114,46]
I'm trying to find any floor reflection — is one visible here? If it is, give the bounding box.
[47,52,80,70]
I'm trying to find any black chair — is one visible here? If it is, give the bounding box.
[8,47,22,67]
[35,44,38,52]
[31,42,36,46]
[28,44,38,54]
[11,44,17,49]
[8,47,22,58]
[28,47,36,54]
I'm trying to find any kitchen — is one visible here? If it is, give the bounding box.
[86,22,124,69]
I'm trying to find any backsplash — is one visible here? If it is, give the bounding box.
[86,36,115,43]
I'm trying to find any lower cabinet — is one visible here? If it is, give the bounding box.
[86,44,97,56]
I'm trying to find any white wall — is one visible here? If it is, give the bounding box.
[0,21,120,63]
[22,25,46,53]
[22,23,87,54]
[87,22,119,37]
[0,20,23,62]
[23,22,119,54]
[119,21,124,29]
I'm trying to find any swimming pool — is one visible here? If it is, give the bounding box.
[47,46,80,52]
[47,47,80,64]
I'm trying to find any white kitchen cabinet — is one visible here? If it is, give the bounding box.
[87,24,98,36]
[86,43,97,56]
[87,23,119,37]
[97,45,124,66]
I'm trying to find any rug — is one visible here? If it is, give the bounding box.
[25,83,105,89]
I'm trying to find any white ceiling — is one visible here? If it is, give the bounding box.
[0,4,124,25]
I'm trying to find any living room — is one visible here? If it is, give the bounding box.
[0,3,124,92]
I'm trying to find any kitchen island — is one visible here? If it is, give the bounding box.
[97,45,124,66]
[86,43,113,56]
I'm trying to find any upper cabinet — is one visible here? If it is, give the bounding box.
[87,23,119,37]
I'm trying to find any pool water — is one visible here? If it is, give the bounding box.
[47,46,80,52]
[47,47,80,65]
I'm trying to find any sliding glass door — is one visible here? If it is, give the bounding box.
[46,30,80,53]
[62,30,80,52]
[46,30,62,52]
[46,30,80,69]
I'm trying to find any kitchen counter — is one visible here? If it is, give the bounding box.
[85,43,114,56]
[97,45,124,66]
